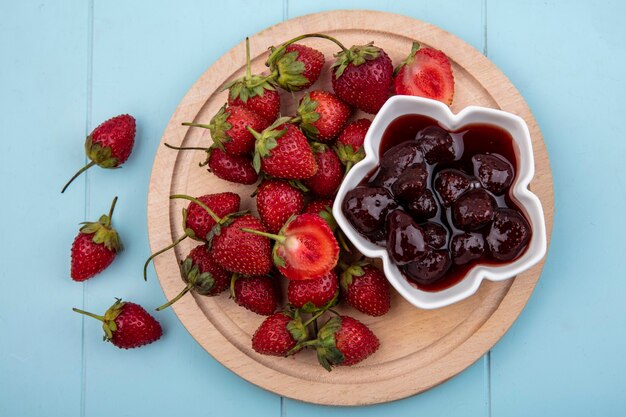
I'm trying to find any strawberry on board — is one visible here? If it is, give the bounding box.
[232,274,279,316]
[256,179,305,234]
[73,299,162,349]
[252,311,308,356]
[288,270,339,310]
[241,213,339,280]
[155,244,230,311]
[340,261,391,317]
[335,118,371,173]
[393,42,455,105]
[294,91,351,142]
[71,196,122,281]
[143,193,240,280]
[62,114,136,193]
[225,38,281,122]
[302,143,344,198]
[266,40,325,92]
[249,118,318,179]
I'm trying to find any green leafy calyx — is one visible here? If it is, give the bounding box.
[331,42,381,78]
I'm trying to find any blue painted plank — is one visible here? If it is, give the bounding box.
[82,1,284,416]
[487,1,626,416]
[0,1,88,416]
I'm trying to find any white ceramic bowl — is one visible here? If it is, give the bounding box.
[333,96,547,309]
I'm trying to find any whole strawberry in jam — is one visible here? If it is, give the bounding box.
[267,41,325,92]
[62,114,136,193]
[486,209,531,261]
[472,153,514,195]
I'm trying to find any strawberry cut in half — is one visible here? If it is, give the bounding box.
[241,213,339,280]
[393,42,455,105]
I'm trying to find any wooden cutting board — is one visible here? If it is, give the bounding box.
[147,10,553,406]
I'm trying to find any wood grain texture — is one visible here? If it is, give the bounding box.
[146,10,553,405]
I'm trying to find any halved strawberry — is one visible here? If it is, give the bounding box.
[393,42,454,105]
[240,213,339,280]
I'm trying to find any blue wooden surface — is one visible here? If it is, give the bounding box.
[1,0,624,416]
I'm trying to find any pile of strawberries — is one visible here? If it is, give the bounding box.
[62,33,455,368]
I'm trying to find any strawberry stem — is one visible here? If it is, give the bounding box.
[155,282,193,311]
[143,234,188,281]
[240,228,286,244]
[72,307,104,322]
[164,143,210,152]
[169,194,221,223]
[105,196,118,227]
[245,37,252,80]
[266,33,349,66]
[182,122,211,129]
[61,161,96,193]
[303,309,327,327]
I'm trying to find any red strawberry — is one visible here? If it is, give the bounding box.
[331,42,393,114]
[302,143,343,198]
[155,244,230,311]
[252,311,308,356]
[313,315,379,370]
[232,274,278,315]
[71,197,122,281]
[226,38,280,122]
[211,214,272,275]
[393,42,455,105]
[295,91,351,142]
[183,104,268,155]
[256,179,305,233]
[335,118,371,172]
[62,114,136,193]
[73,299,162,349]
[288,270,339,310]
[249,119,318,179]
[267,42,325,92]
[340,262,391,317]
[241,213,339,280]
[143,193,240,280]
[304,199,335,216]
[304,199,352,253]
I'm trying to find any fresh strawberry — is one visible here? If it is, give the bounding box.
[312,315,379,370]
[335,118,371,172]
[62,114,136,193]
[288,270,339,310]
[232,274,278,315]
[183,104,268,156]
[295,91,351,142]
[252,311,308,356]
[302,143,343,198]
[241,213,339,280]
[304,199,352,253]
[304,199,335,217]
[267,42,325,92]
[340,262,391,317]
[211,214,272,275]
[71,197,122,281]
[156,244,230,311]
[143,193,240,280]
[226,38,280,122]
[73,299,162,349]
[249,118,318,179]
[256,179,305,233]
[331,42,393,114]
[393,42,455,105]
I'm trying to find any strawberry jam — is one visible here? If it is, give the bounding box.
[342,114,531,292]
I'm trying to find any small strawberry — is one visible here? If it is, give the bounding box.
[294,91,351,142]
[288,270,339,310]
[256,179,305,233]
[225,38,280,122]
[335,118,371,173]
[331,41,393,114]
[143,193,240,280]
[183,104,268,156]
[241,213,339,280]
[304,199,335,217]
[71,196,122,281]
[252,311,308,356]
[267,42,325,92]
[155,244,230,311]
[312,315,379,370]
[73,299,162,349]
[302,143,344,198]
[62,114,136,193]
[249,118,318,179]
[232,274,279,315]
[393,42,455,105]
[340,262,391,317]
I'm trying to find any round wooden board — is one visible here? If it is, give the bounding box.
[147,10,554,406]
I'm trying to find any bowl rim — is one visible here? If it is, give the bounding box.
[332,95,547,309]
